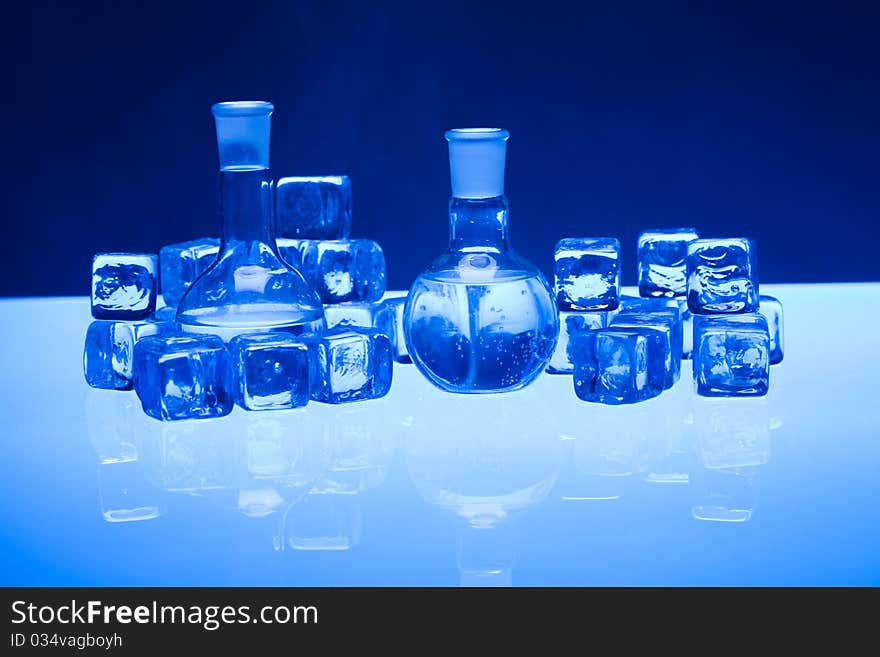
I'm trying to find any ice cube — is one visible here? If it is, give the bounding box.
[546,311,607,374]
[692,313,770,397]
[277,237,308,270]
[133,334,234,420]
[91,253,158,320]
[616,294,680,314]
[152,305,179,323]
[381,293,410,363]
[571,328,664,404]
[83,319,170,390]
[686,238,759,314]
[681,308,694,359]
[759,294,784,365]
[299,239,386,304]
[275,176,352,240]
[554,238,620,311]
[616,296,692,361]
[610,310,680,388]
[323,300,395,338]
[638,228,699,298]
[303,329,392,404]
[158,238,219,308]
[228,333,310,411]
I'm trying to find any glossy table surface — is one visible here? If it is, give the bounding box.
[1,284,878,586]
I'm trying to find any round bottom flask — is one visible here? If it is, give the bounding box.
[177,102,324,340]
[404,129,558,393]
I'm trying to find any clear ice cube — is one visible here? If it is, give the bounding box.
[546,311,607,374]
[381,294,410,363]
[228,333,311,411]
[759,294,784,365]
[686,238,759,314]
[303,329,392,404]
[693,313,770,397]
[616,294,680,313]
[554,238,620,311]
[275,176,352,240]
[152,305,179,323]
[91,253,158,320]
[323,300,395,339]
[158,238,219,308]
[681,307,694,359]
[277,237,308,270]
[610,310,680,388]
[299,239,386,304]
[83,319,170,390]
[571,328,663,404]
[638,228,699,298]
[133,334,234,420]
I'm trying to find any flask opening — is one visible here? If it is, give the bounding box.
[212,101,274,171]
[445,128,509,199]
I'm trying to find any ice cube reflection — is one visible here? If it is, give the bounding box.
[82,359,785,580]
[83,387,405,554]
[688,395,775,522]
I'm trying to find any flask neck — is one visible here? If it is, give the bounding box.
[448,196,510,252]
[219,168,276,247]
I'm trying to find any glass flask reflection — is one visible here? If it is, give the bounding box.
[404,128,558,393]
[406,392,561,527]
[177,101,324,340]
[406,388,561,584]
[457,521,516,588]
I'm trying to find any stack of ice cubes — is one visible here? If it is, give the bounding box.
[85,176,398,421]
[84,253,177,391]
[686,237,783,396]
[547,238,619,376]
[553,229,783,404]
[549,236,675,404]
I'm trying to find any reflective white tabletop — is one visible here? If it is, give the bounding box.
[0,283,877,586]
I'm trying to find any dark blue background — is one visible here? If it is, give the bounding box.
[5,0,878,296]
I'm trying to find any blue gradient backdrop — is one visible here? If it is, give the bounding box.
[4,0,878,295]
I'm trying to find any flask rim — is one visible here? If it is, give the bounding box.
[445,128,510,142]
[212,101,274,117]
